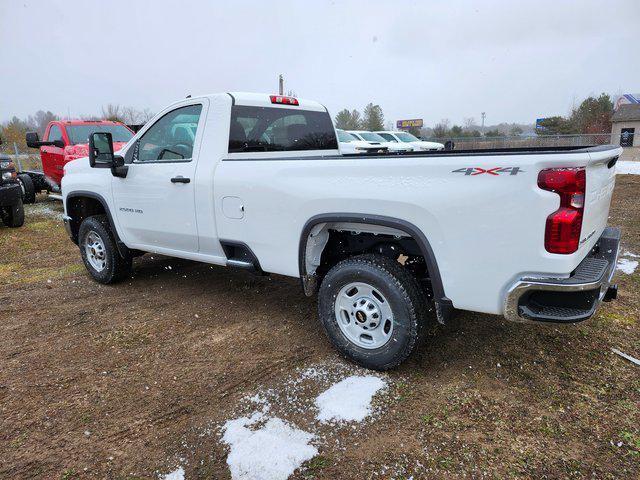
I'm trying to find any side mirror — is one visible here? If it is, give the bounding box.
[89,132,115,167]
[26,131,41,148]
[26,131,65,149]
[89,132,128,178]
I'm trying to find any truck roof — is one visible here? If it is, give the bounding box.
[181,92,328,113]
[54,120,127,126]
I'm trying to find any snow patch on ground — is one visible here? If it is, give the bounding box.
[617,258,639,274]
[315,375,387,423]
[215,363,392,480]
[222,412,317,480]
[161,466,185,480]
[25,201,64,220]
[616,161,640,175]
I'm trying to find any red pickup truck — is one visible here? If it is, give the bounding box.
[23,120,133,201]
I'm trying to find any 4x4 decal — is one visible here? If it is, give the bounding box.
[452,167,524,176]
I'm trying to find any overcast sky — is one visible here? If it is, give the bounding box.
[1,0,638,127]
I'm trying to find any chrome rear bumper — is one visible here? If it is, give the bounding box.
[504,227,620,323]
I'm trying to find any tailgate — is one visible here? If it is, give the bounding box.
[581,147,620,249]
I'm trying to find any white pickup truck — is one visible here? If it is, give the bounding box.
[62,93,622,370]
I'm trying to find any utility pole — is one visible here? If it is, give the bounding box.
[278,74,284,95]
[481,112,486,133]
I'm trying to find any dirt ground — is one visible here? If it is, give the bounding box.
[1,177,639,480]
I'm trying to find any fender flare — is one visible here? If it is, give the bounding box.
[65,190,129,257]
[298,213,453,323]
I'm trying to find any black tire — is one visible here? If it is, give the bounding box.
[318,254,431,370]
[0,200,25,228]
[17,174,36,204]
[78,215,132,284]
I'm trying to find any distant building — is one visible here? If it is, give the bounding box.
[613,93,640,110]
[611,104,640,148]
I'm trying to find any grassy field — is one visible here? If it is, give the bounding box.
[0,177,638,479]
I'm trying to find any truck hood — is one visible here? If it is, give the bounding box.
[64,142,129,161]
[412,140,445,150]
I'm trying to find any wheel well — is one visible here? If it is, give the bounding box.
[66,196,106,244]
[299,215,453,323]
[302,222,428,291]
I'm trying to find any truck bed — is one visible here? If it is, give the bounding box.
[340,144,619,159]
[223,144,620,161]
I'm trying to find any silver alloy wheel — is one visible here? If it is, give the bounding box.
[334,282,394,349]
[84,231,107,272]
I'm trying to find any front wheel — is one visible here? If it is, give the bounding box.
[78,215,131,284]
[318,254,430,370]
[0,200,25,228]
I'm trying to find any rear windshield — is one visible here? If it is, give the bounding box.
[229,106,338,153]
[67,124,133,145]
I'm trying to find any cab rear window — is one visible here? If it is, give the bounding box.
[228,106,337,153]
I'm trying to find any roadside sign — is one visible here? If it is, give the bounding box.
[397,119,423,129]
[535,118,549,132]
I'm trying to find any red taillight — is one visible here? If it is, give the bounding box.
[538,167,586,254]
[270,95,299,106]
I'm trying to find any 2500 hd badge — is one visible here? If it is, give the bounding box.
[119,207,143,214]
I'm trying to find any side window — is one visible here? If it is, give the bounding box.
[47,125,63,143]
[136,104,202,162]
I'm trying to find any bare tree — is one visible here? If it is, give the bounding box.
[101,104,123,122]
[463,117,476,129]
[27,110,59,137]
[432,118,451,138]
[101,104,154,125]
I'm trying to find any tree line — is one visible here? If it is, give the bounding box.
[334,103,385,131]
[0,105,153,151]
[534,93,613,135]
[431,93,614,139]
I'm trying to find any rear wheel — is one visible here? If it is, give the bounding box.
[318,254,430,370]
[17,174,36,204]
[78,215,131,284]
[0,200,25,228]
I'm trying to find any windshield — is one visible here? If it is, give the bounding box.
[359,132,387,142]
[395,132,420,142]
[67,124,133,145]
[337,130,357,142]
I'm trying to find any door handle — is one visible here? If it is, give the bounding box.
[171,176,190,184]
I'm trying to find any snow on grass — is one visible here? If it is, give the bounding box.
[25,201,64,220]
[222,412,317,480]
[315,375,387,423]
[616,161,640,175]
[161,466,185,480]
[617,258,639,274]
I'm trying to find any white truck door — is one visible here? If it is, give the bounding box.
[111,103,205,253]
